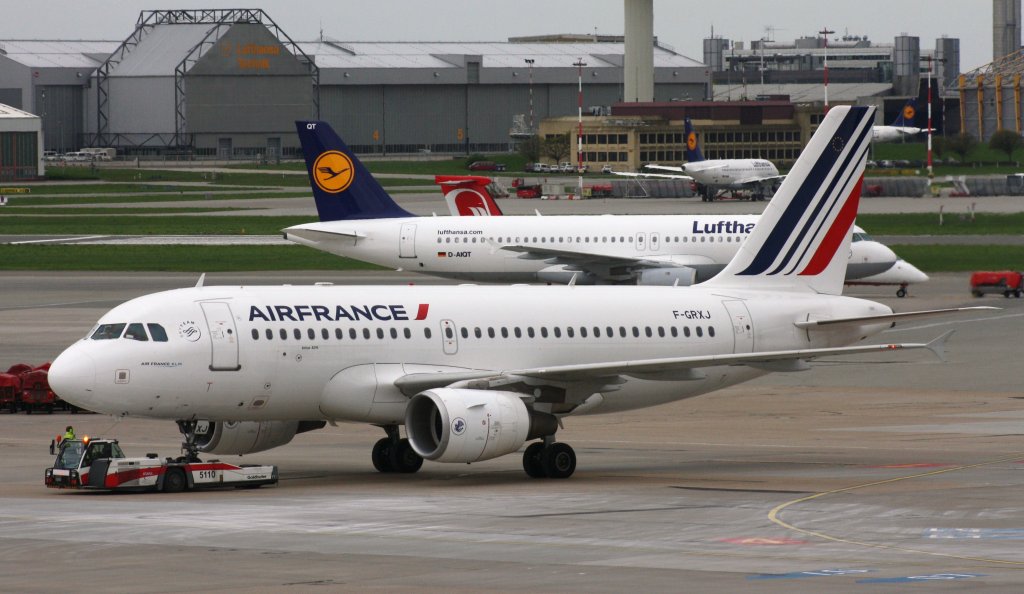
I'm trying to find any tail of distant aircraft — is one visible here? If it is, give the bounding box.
[295,121,414,221]
[683,117,705,163]
[703,105,874,295]
[435,175,504,216]
[891,98,918,127]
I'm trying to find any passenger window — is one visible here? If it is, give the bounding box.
[708,326,716,338]
[658,327,665,338]
[566,327,574,338]
[684,327,691,337]
[91,323,126,340]
[404,328,412,339]
[632,327,640,338]
[147,324,168,342]
[424,328,432,339]
[251,329,259,340]
[460,328,469,339]
[514,327,522,338]
[377,328,385,339]
[280,329,287,340]
[644,327,652,338]
[335,328,343,339]
[527,327,535,338]
[124,323,148,341]
[670,327,678,338]
[487,327,495,338]
[390,328,398,339]
[293,329,301,340]
[474,327,482,339]
[350,328,358,340]
[266,329,274,340]
[540,327,548,338]
[696,327,704,337]
[322,328,329,340]
[307,329,315,339]
[553,327,561,338]
[501,327,509,338]
[445,327,453,339]
[363,328,371,339]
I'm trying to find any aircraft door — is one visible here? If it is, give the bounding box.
[635,232,646,252]
[440,319,459,355]
[722,300,753,354]
[650,232,660,251]
[399,223,417,258]
[200,302,241,371]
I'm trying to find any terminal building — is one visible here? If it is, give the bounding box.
[0,9,709,159]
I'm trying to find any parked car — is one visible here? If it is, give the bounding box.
[538,163,552,173]
[600,164,613,174]
[559,162,574,173]
[467,161,506,172]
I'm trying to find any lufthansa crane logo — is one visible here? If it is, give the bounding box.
[313,151,354,194]
[903,105,916,120]
[686,131,698,151]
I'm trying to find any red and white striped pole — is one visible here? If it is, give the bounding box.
[574,58,586,197]
[927,55,933,178]
[819,27,834,113]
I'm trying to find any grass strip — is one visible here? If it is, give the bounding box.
[0,245,385,272]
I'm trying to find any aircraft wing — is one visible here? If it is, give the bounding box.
[395,334,951,398]
[611,171,694,181]
[794,307,999,329]
[497,243,668,267]
[734,174,786,186]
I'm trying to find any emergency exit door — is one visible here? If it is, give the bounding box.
[201,302,241,371]
[400,223,417,258]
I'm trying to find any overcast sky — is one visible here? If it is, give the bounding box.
[0,1,994,72]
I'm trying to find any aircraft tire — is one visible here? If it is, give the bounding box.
[522,442,546,478]
[390,438,423,473]
[372,438,394,473]
[541,443,576,479]
[896,287,907,298]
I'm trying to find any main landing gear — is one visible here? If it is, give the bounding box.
[522,437,577,479]
[896,283,908,298]
[371,424,423,473]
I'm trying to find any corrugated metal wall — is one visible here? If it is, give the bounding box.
[34,85,82,152]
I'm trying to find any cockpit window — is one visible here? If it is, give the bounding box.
[91,323,126,340]
[852,232,874,242]
[148,324,168,342]
[124,323,148,341]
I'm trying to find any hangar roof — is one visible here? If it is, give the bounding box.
[109,24,215,77]
[0,40,116,68]
[0,102,39,119]
[298,41,703,70]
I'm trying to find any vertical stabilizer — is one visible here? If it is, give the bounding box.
[683,117,706,163]
[435,175,504,216]
[702,105,875,295]
[295,121,414,222]
[891,98,918,127]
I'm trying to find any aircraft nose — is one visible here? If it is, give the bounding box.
[48,349,96,409]
[898,260,930,283]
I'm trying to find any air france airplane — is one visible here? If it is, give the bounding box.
[612,116,784,202]
[284,122,905,287]
[48,106,989,479]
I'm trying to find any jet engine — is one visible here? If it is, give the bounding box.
[405,388,558,464]
[193,420,326,455]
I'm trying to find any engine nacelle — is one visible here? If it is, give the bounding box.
[405,388,558,464]
[636,267,697,286]
[193,420,325,455]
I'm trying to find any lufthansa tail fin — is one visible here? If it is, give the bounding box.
[891,98,918,127]
[295,121,414,221]
[435,175,504,216]
[702,105,875,295]
[683,117,705,163]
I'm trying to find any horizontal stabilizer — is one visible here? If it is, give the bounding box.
[794,306,1000,330]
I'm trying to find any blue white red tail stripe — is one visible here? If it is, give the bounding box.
[702,105,875,295]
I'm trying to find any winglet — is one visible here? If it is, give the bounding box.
[926,330,956,362]
[195,273,206,288]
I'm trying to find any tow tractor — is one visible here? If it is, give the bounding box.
[45,436,277,492]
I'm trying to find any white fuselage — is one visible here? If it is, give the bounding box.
[872,126,923,143]
[49,284,892,424]
[285,215,896,284]
[683,159,780,188]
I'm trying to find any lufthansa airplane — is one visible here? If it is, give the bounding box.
[284,122,907,287]
[612,116,784,202]
[873,98,929,143]
[434,175,928,297]
[48,106,989,479]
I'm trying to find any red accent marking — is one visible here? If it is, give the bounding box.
[415,304,429,320]
[437,252,447,258]
[799,175,863,275]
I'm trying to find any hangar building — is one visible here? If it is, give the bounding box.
[0,9,709,158]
